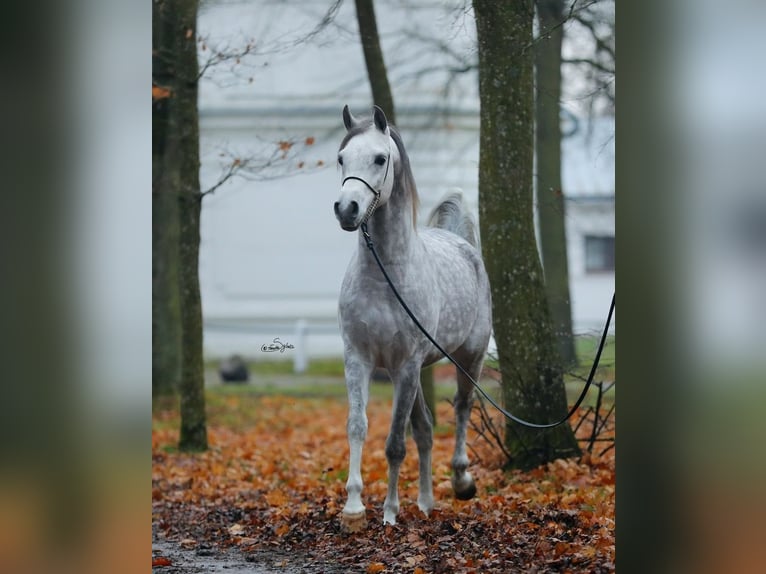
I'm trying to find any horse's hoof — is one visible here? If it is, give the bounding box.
[452,473,477,500]
[454,482,477,500]
[383,510,397,526]
[340,510,367,533]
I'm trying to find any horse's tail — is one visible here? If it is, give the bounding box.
[426,189,479,248]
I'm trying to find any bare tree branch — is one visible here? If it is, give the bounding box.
[200,133,331,199]
[196,38,259,82]
[193,0,346,84]
[572,11,615,63]
[522,0,601,53]
[562,57,614,75]
[201,162,240,199]
[297,0,346,47]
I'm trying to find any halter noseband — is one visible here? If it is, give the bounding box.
[341,176,381,224]
[341,144,392,225]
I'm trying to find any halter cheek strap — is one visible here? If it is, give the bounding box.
[341,144,392,225]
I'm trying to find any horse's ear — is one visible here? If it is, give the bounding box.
[342,105,358,131]
[372,105,388,133]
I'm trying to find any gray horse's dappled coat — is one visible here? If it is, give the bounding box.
[334,105,492,530]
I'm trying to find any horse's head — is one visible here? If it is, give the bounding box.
[334,105,399,231]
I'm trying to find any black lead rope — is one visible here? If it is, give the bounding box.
[361,222,615,430]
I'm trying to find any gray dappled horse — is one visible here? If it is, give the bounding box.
[334,105,492,531]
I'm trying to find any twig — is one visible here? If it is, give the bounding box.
[588,382,604,452]
[572,405,594,434]
[521,0,601,54]
[562,57,614,75]
[596,403,615,435]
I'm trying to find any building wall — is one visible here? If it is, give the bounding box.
[566,199,616,334]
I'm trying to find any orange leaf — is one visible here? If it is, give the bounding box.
[278,141,294,152]
[304,136,315,146]
[275,523,290,536]
[414,569,425,574]
[265,489,288,506]
[152,556,172,567]
[366,563,385,573]
[152,85,172,100]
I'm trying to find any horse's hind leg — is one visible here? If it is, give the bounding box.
[452,354,483,500]
[341,357,373,532]
[409,383,434,516]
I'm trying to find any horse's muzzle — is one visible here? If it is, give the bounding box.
[334,200,360,231]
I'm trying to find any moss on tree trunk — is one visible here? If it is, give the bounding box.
[473,0,580,469]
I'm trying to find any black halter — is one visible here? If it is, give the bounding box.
[341,146,391,224]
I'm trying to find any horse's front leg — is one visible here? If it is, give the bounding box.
[383,362,421,525]
[341,357,373,532]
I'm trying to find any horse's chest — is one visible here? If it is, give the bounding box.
[339,279,434,363]
[341,292,421,339]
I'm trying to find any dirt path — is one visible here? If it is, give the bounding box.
[152,540,345,573]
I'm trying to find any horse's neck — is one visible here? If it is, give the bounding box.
[358,186,418,266]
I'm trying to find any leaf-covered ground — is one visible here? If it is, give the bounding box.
[152,389,614,573]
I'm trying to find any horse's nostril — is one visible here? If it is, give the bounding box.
[334,202,341,216]
[350,201,359,216]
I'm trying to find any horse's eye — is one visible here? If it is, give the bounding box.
[374,155,386,166]
[337,155,343,166]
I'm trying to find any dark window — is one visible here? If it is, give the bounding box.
[585,236,615,272]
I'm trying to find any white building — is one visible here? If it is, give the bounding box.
[196,1,614,362]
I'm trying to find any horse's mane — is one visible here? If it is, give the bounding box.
[389,126,420,228]
[340,121,420,228]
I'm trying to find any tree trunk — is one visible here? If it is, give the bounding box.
[153,0,207,450]
[473,0,580,469]
[353,0,396,123]
[175,0,207,452]
[535,0,577,368]
[152,0,183,399]
[178,190,207,452]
